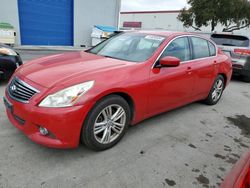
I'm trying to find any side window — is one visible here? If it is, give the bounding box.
[208,42,216,56]
[191,37,210,59]
[160,37,191,62]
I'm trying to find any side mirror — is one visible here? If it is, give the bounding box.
[159,56,181,67]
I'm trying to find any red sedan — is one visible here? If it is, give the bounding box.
[221,150,250,188]
[3,31,232,150]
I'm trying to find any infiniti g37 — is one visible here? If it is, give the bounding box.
[3,31,232,150]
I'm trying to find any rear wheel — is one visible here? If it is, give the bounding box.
[81,95,131,151]
[204,75,225,105]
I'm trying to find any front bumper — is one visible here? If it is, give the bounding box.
[3,93,92,149]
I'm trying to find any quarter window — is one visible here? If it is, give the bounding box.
[208,42,216,56]
[160,37,191,62]
[191,37,210,59]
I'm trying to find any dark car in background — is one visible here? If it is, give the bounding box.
[211,33,250,82]
[0,44,22,80]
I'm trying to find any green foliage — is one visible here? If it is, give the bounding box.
[178,0,250,32]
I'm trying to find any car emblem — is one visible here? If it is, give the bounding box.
[10,85,17,92]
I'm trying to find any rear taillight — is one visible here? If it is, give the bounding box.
[234,49,250,56]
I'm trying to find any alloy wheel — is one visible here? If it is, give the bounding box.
[212,79,224,102]
[93,104,126,144]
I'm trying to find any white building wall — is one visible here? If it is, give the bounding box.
[0,0,21,45]
[0,0,120,46]
[120,12,250,36]
[74,0,121,47]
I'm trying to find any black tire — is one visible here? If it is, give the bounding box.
[0,71,5,81]
[81,95,131,151]
[242,76,250,83]
[204,75,225,105]
[0,70,12,81]
[0,73,3,81]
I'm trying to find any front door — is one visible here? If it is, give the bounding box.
[148,37,195,116]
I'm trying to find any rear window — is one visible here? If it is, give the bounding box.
[211,34,249,47]
[191,37,210,59]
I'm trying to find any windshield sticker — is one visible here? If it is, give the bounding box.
[145,35,165,42]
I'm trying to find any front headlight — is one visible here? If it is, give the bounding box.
[0,47,17,56]
[39,81,94,108]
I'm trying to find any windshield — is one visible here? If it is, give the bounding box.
[87,33,166,62]
[211,34,250,47]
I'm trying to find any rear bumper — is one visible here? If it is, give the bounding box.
[232,58,250,77]
[3,93,93,149]
[233,67,250,77]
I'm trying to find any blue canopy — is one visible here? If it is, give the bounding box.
[94,25,117,32]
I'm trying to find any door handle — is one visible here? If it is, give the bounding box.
[214,60,219,65]
[186,67,192,74]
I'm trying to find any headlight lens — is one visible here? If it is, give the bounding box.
[39,81,94,108]
[0,47,17,56]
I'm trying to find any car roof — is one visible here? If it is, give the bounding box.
[135,30,185,37]
[130,30,210,39]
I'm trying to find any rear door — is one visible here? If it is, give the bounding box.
[189,36,218,98]
[148,37,195,115]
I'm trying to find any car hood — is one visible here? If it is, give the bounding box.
[18,51,128,88]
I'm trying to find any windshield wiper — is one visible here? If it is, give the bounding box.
[102,55,114,58]
[101,55,134,62]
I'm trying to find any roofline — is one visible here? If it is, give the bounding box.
[120,10,181,14]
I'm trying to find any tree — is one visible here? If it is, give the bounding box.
[177,0,250,32]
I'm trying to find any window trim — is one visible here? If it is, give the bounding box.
[152,35,218,68]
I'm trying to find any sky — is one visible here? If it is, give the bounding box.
[121,0,189,11]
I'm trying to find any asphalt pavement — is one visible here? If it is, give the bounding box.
[0,50,249,188]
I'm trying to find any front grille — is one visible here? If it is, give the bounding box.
[8,77,39,103]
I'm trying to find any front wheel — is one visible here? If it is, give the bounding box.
[204,75,225,105]
[81,95,131,151]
